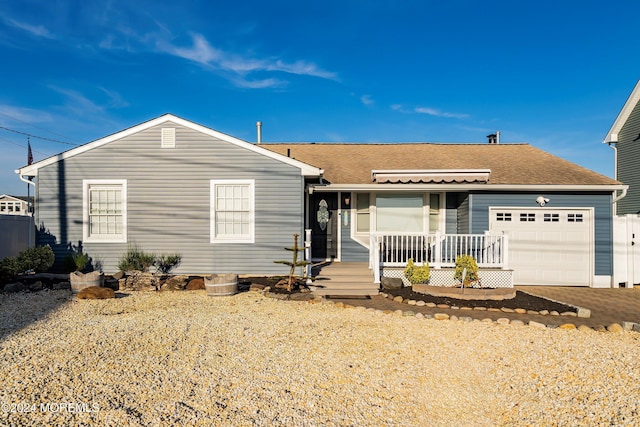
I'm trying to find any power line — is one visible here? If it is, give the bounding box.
[0,111,82,143]
[0,136,52,156]
[0,125,79,146]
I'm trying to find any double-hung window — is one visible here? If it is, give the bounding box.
[83,180,127,242]
[211,180,255,243]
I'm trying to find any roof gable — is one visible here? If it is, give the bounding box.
[604,80,640,143]
[16,114,322,177]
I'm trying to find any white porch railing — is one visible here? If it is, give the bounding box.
[370,232,509,284]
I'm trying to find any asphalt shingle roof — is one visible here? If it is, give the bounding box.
[261,143,618,186]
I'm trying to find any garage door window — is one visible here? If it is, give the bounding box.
[568,213,583,223]
[496,212,512,222]
[543,213,559,222]
[520,213,535,222]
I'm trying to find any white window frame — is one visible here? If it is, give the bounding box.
[83,179,128,243]
[210,179,255,244]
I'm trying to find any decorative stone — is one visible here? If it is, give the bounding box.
[160,275,189,291]
[450,306,459,310]
[577,307,591,318]
[112,271,125,280]
[335,302,345,308]
[527,310,540,315]
[426,302,437,308]
[593,325,607,332]
[415,312,424,318]
[460,307,473,311]
[473,307,487,311]
[500,307,514,313]
[187,278,206,290]
[481,318,493,323]
[559,323,576,330]
[381,276,404,290]
[393,310,404,316]
[549,311,559,316]
[577,325,593,332]
[496,318,510,325]
[488,308,501,312]
[3,282,25,293]
[436,304,450,309]
[514,308,526,314]
[416,300,426,307]
[403,310,415,317]
[510,320,525,327]
[449,315,458,321]
[122,271,156,291]
[28,281,44,292]
[528,321,547,328]
[77,286,115,299]
[434,313,449,320]
[393,296,404,303]
[53,281,70,290]
[539,310,549,315]
[560,311,577,317]
[459,316,472,322]
[407,300,417,305]
[607,323,624,333]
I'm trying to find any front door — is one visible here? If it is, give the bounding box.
[309,192,338,260]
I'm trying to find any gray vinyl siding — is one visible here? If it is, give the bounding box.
[469,192,613,275]
[617,101,640,214]
[456,193,470,234]
[36,122,306,275]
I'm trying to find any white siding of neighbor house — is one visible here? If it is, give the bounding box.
[35,121,306,275]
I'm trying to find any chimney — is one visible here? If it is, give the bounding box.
[256,121,262,144]
[487,132,500,144]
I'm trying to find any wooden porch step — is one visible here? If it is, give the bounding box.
[310,262,379,297]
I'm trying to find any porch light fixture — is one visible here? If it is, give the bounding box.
[344,195,350,206]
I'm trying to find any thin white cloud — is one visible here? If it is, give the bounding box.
[5,18,55,39]
[155,32,338,88]
[415,107,469,119]
[49,86,105,114]
[360,95,374,106]
[0,105,53,125]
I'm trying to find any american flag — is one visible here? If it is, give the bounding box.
[27,141,33,165]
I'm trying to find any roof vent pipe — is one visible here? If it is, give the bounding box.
[256,121,262,144]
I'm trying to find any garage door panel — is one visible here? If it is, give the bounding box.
[490,208,592,286]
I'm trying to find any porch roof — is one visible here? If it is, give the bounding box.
[262,143,619,186]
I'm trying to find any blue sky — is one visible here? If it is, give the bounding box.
[1,0,639,196]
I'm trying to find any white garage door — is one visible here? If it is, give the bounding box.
[489,208,593,286]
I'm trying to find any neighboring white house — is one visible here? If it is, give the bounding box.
[0,194,32,216]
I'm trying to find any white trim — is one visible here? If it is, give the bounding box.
[210,179,255,244]
[82,179,127,243]
[604,80,640,143]
[17,114,323,178]
[372,169,491,183]
[593,276,612,288]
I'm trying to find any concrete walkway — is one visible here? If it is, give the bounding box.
[328,286,640,329]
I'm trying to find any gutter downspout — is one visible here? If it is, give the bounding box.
[608,142,627,215]
[17,172,36,248]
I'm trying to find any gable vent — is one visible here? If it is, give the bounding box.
[161,127,176,148]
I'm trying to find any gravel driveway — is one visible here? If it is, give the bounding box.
[1,290,639,426]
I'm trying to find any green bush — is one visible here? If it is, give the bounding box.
[404,258,430,285]
[64,252,91,273]
[0,256,21,282]
[16,246,55,273]
[454,255,479,287]
[154,253,182,274]
[118,246,156,272]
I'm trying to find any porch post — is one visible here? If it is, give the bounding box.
[372,234,381,284]
[305,228,312,284]
[433,231,442,269]
[502,232,509,269]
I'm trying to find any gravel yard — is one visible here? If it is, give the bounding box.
[1,290,639,426]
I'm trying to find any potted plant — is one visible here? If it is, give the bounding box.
[69,250,104,293]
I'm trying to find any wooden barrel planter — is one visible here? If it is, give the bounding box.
[70,271,105,294]
[204,273,238,296]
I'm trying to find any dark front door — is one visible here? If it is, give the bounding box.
[309,192,338,260]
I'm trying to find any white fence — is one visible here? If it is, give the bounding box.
[370,232,508,284]
[613,214,640,288]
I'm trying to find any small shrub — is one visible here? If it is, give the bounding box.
[454,255,479,287]
[0,256,21,282]
[404,258,430,285]
[154,253,182,275]
[16,246,54,273]
[64,250,91,272]
[118,246,156,272]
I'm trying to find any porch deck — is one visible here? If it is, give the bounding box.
[310,262,379,297]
